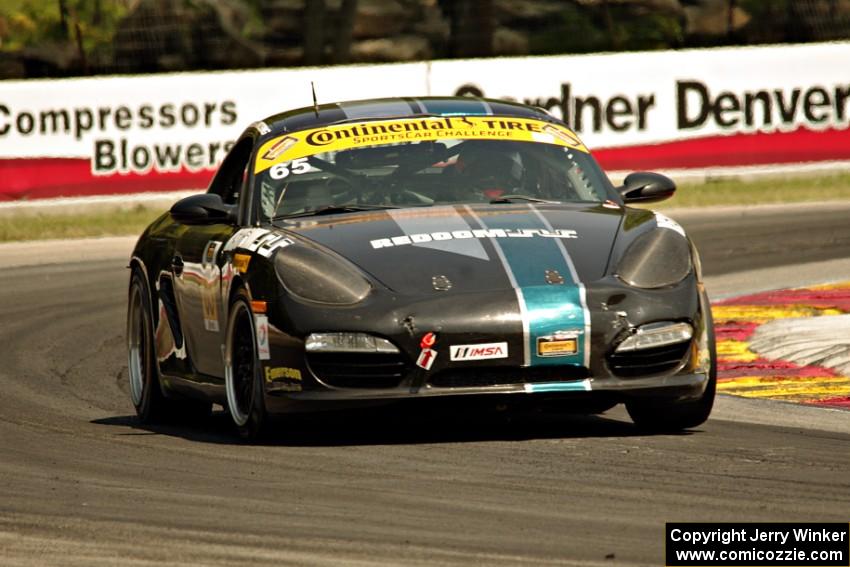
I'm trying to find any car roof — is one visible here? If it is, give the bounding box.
[259,96,560,135]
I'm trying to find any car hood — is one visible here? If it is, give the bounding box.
[278,203,625,295]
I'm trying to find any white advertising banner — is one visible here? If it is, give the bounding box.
[430,42,850,147]
[0,63,429,199]
[0,42,848,200]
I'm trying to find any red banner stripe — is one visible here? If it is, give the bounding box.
[0,158,213,201]
[2,125,849,201]
[593,126,850,170]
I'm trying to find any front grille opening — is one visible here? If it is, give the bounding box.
[307,352,410,389]
[607,341,691,378]
[429,366,589,389]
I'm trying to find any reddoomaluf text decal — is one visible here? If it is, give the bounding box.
[370,228,578,250]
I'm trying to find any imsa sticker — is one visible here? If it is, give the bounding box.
[450,342,508,361]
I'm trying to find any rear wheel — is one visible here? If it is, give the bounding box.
[127,269,212,424]
[224,291,269,440]
[127,270,171,423]
[626,299,717,431]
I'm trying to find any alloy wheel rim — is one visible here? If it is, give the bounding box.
[225,304,255,427]
[127,285,145,407]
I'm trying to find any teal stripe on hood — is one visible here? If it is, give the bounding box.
[469,205,588,368]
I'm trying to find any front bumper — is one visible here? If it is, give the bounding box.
[265,370,710,414]
[262,275,712,414]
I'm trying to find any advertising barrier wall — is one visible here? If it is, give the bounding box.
[1,42,848,201]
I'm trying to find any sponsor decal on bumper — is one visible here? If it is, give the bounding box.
[255,314,270,360]
[416,348,437,370]
[450,342,509,361]
[537,332,580,357]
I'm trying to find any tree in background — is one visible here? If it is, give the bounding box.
[333,0,358,63]
[0,0,129,76]
[303,0,324,65]
[303,0,360,65]
[439,0,494,58]
[1,0,849,79]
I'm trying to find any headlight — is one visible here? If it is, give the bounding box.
[615,228,692,288]
[305,332,399,353]
[274,242,371,304]
[615,321,693,352]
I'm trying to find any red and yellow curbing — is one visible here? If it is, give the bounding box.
[712,282,850,409]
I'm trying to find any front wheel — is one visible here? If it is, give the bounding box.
[224,291,269,440]
[626,300,717,432]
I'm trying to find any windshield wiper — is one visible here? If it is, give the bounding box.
[489,195,557,204]
[272,204,399,220]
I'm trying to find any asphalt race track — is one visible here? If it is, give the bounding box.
[2,202,850,566]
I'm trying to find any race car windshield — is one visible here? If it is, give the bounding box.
[257,137,614,221]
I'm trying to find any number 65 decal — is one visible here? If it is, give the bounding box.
[269,157,310,180]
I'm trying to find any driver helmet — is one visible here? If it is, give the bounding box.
[454,142,524,199]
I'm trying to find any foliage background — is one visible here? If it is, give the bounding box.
[1,0,849,79]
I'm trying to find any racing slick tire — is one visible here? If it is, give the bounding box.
[127,270,212,424]
[224,290,270,441]
[625,295,717,432]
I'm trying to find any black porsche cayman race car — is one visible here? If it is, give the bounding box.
[127,96,716,439]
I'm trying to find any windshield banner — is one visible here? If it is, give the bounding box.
[254,116,587,174]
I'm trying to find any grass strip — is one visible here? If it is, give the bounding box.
[657,172,850,208]
[0,205,164,243]
[1,173,849,242]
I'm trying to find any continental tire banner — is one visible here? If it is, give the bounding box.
[253,116,588,174]
[0,42,848,201]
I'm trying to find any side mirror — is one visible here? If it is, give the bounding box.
[617,172,676,204]
[170,194,236,225]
